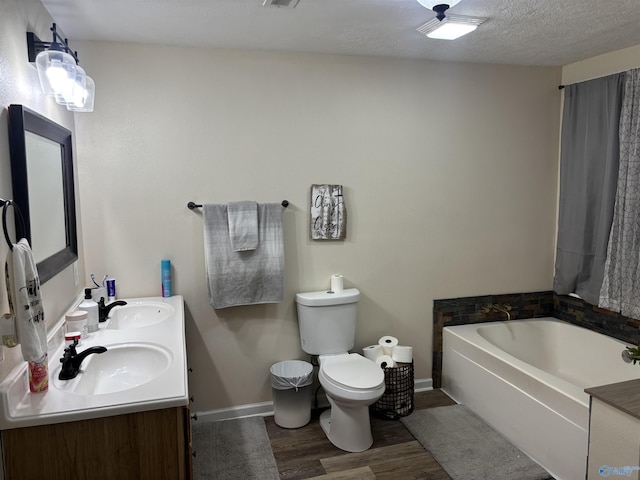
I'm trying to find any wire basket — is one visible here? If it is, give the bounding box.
[370,361,414,420]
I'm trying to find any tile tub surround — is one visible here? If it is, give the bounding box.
[433,291,553,388]
[553,294,640,345]
[432,291,640,387]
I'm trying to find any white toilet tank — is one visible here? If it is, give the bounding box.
[295,288,360,355]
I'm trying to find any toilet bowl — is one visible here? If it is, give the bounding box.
[296,288,386,452]
[318,353,385,452]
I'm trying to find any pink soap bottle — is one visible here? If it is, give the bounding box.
[28,353,48,393]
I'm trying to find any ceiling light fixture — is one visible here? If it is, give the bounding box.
[416,0,461,9]
[417,4,486,40]
[262,0,300,8]
[27,24,95,112]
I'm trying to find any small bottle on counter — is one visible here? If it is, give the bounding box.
[161,259,172,297]
[80,288,99,333]
[65,310,88,339]
[28,353,48,393]
[64,331,82,348]
[106,278,117,302]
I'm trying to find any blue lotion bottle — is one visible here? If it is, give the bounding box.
[161,259,172,297]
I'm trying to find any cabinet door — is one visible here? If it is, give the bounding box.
[2,407,190,480]
[587,398,640,480]
[184,405,193,479]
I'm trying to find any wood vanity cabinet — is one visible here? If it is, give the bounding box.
[2,406,193,480]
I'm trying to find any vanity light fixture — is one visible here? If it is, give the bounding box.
[67,75,95,112]
[27,24,95,112]
[416,4,486,40]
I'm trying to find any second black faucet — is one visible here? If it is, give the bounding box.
[97,298,128,322]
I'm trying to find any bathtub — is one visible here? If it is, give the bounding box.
[442,318,640,480]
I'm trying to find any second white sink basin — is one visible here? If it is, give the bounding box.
[106,302,175,330]
[52,343,172,396]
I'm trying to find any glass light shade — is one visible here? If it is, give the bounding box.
[55,65,86,106]
[35,48,77,96]
[67,76,94,112]
[426,21,478,39]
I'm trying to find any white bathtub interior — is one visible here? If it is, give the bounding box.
[442,318,640,480]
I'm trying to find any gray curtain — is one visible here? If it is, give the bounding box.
[599,69,640,316]
[553,73,625,305]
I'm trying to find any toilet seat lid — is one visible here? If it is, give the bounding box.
[322,353,384,389]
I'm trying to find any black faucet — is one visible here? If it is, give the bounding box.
[97,298,128,322]
[58,340,107,380]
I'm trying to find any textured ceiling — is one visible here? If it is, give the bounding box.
[39,0,640,66]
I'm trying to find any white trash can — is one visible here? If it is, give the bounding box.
[270,360,313,428]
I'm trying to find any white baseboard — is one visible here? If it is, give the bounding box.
[194,400,275,423]
[194,378,433,423]
[414,377,433,392]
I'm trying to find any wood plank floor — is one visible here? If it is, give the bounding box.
[264,389,457,480]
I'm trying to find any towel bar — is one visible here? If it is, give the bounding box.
[188,200,289,209]
[1,199,26,251]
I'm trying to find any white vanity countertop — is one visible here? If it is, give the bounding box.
[0,295,188,430]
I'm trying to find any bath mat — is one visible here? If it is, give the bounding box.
[400,404,551,480]
[192,416,279,480]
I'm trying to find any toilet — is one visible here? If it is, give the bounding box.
[295,288,385,452]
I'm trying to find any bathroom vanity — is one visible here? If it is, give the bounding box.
[585,379,640,480]
[3,405,191,479]
[0,295,191,479]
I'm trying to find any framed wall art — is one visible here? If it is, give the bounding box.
[310,184,346,240]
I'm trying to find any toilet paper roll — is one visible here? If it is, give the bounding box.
[362,344,383,361]
[376,355,395,369]
[330,274,344,293]
[378,335,399,356]
[392,345,413,363]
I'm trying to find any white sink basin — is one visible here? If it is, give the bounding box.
[106,302,175,330]
[52,343,172,396]
[0,295,187,429]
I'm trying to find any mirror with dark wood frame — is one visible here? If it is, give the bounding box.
[7,104,77,284]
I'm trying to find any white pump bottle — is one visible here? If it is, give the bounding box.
[79,288,99,333]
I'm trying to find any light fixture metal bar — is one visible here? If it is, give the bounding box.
[26,32,44,63]
[26,24,80,64]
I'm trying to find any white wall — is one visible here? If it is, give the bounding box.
[72,41,561,412]
[0,0,85,377]
[562,44,640,85]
